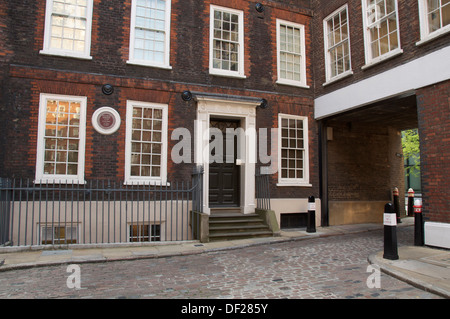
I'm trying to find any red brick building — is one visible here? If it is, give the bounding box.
[0,0,449,248]
[312,0,450,248]
[0,0,320,245]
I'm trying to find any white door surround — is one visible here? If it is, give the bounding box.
[193,92,261,215]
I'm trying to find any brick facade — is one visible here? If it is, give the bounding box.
[0,0,319,202]
[311,0,450,227]
[1,0,449,230]
[417,80,450,224]
[312,0,450,98]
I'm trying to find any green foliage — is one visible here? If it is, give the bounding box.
[402,129,420,177]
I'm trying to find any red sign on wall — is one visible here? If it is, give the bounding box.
[92,107,121,135]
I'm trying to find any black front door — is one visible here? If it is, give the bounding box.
[209,119,240,207]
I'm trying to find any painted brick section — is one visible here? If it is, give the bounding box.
[417,80,450,224]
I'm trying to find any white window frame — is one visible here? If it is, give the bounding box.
[40,0,94,60]
[209,5,246,78]
[127,0,172,69]
[361,0,403,69]
[128,223,161,242]
[417,0,450,45]
[39,224,79,245]
[277,114,311,187]
[323,4,353,85]
[276,19,308,88]
[125,100,168,185]
[35,93,87,184]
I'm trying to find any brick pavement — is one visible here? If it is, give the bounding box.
[0,227,442,299]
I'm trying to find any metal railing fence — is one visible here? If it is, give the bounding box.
[255,171,271,211]
[0,167,204,248]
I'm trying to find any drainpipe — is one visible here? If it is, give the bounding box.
[319,121,329,227]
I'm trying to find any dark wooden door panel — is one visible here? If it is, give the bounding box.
[209,119,240,207]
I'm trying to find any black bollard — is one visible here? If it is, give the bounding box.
[307,196,316,233]
[414,199,424,246]
[383,203,399,260]
[407,188,414,217]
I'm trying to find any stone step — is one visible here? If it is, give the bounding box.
[209,224,271,232]
[208,211,273,242]
[209,213,263,221]
[209,217,265,224]
[209,230,274,241]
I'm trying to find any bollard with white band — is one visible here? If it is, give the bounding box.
[307,196,316,233]
[407,188,415,217]
[383,203,399,260]
[414,199,424,246]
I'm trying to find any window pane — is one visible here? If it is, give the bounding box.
[50,0,88,53]
[278,24,302,82]
[366,0,399,59]
[444,2,450,27]
[280,117,306,181]
[212,8,241,72]
[128,105,165,179]
[41,97,83,178]
[132,0,167,63]
[325,7,351,79]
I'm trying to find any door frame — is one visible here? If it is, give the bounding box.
[194,93,260,215]
[208,118,241,208]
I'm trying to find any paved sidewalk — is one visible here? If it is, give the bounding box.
[0,221,387,271]
[368,246,450,298]
[0,217,448,298]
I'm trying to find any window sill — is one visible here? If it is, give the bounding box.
[323,70,354,87]
[416,26,450,46]
[209,69,246,79]
[39,50,92,60]
[34,179,87,185]
[126,60,172,70]
[277,182,312,187]
[361,48,403,70]
[124,180,170,186]
[276,79,310,89]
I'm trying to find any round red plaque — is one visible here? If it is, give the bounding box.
[92,107,121,135]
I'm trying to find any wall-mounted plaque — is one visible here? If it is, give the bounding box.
[92,107,121,135]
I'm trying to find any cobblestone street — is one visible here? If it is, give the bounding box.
[0,226,442,299]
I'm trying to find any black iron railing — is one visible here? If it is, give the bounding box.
[255,171,271,211]
[0,167,204,248]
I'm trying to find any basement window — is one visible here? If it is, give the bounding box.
[129,224,161,242]
[41,225,78,245]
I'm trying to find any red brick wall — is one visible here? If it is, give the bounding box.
[417,79,450,224]
[312,0,450,224]
[1,0,319,199]
[312,0,450,98]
